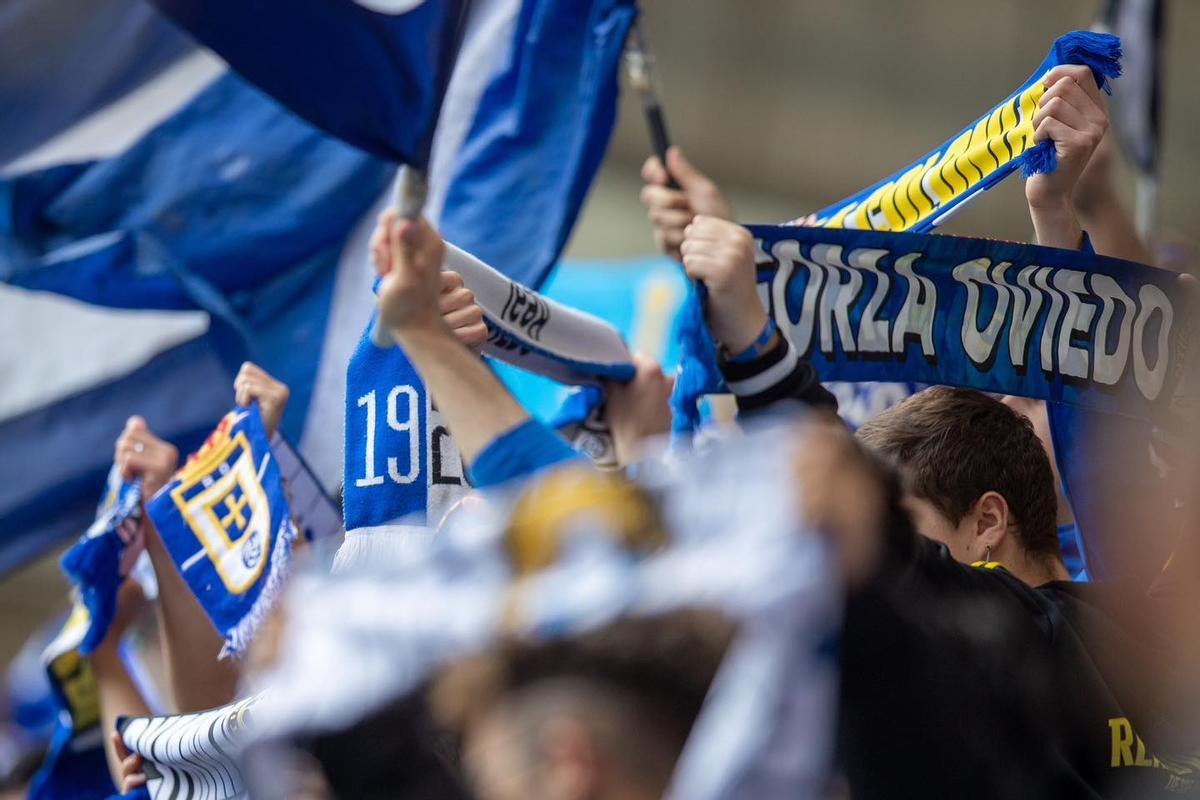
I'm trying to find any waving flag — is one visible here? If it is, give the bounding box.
[149,0,465,167]
[0,0,395,572]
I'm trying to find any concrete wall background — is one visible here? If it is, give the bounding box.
[568,0,1199,258]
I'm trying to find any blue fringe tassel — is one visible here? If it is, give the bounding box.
[1021,141,1058,177]
[1054,30,1123,95]
[669,284,725,436]
[1023,31,1122,179]
[60,536,124,655]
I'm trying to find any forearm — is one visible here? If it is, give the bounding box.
[391,321,531,465]
[143,523,239,711]
[1076,194,1155,264]
[1029,199,1084,251]
[90,645,151,786]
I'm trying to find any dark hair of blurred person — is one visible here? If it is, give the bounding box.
[429,609,734,800]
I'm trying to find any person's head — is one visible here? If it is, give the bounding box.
[856,387,1063,581]
[430,610,733,800]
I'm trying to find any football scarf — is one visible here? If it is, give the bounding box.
[671,30,1124,430]
[146,405,296,657]
[341,241,634,565]
[26,604,116,800]
[746,225,1189,419]
[117,694,260,800]
[59,466,145,654]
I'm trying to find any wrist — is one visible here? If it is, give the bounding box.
[387,312,451,344]
[713,305,770,355]
[1028,197,1082,250]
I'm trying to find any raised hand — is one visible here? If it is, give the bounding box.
[1025,64,1109,250]
[679,215,769,355]
[603,354,673,467]
[640,147,732,261]
[233,362,290,437]
[439,271,487,353]
[375,214,447,338]
[115,416,179,499]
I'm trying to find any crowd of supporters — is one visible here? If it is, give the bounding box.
[2,58,1197,800]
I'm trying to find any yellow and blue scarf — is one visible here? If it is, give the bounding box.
[671,30,1125,431]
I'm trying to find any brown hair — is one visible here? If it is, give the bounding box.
[856,387,1061,563]
[429,609,734,752]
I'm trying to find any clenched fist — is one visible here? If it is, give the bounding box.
[233,362,290,437]
[375,214,447,338]
[640,147,732,261]
[679,215,768,355]
[114,416,178,499]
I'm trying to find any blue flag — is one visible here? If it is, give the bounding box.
[0,36,394,574]
[146,404,297,657]
[150,0,464,166]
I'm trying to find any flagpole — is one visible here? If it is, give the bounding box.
[624,21,678,189]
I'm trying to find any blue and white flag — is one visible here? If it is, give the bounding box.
[146,404,297,657]
[27,604,115,800]
[58,466,144,655]
[149,0,464,167]
[750,225,1189,419]
[0,0,396,574]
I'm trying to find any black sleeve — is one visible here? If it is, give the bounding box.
[718,332,838,415]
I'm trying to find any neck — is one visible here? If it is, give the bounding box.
[998,544,1070,586]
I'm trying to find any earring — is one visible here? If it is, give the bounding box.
[983,545,992,563]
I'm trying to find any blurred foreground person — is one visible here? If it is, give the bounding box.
[431,610,733,800]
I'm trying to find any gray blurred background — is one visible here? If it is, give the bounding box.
[2,0,1197,664]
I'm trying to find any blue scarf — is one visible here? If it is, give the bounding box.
[342,310,470,542]
[26,604,116,800]
[747,225,1185,417]
[146,404,296,657]
[671,30,1123,429]
[59,467,144,655]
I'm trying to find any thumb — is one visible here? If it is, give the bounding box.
[666,147,708,190]
[125,415,147,433]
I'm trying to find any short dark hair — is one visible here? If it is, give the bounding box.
[430,609,733,751]
[856,387,1061,563]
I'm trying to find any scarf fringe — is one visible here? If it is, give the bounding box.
[1021,141,1058,177]
[220,518,297,659]
[670,285,725,436]
[1054,30,1123,95]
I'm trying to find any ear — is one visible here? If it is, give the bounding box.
[972,491,1011,556]
[539,717,601,800]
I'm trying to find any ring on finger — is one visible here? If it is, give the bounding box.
[133,441,146,454]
